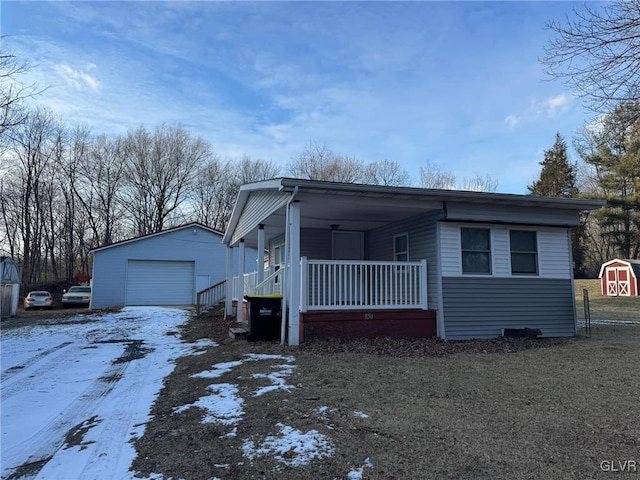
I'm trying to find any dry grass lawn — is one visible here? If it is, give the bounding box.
[575,279,640,322]
[133,292,640,480]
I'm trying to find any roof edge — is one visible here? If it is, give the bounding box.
[90,222,223,253]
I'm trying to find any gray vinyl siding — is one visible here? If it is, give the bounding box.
[301,229,332,259]
[442,277,576,339]
[368,212,443,310]
[91,227,258,309]
[270,229,344,266]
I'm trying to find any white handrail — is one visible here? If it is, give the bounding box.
[251,269,282,296]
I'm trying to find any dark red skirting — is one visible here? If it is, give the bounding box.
[301,309,437,341]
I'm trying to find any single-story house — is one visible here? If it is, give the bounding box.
[91,222,258,309]
[599,259,640,297]
[222,178,604,345]
[1,256,20,318]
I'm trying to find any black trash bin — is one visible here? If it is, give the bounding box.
[244,295,283,341]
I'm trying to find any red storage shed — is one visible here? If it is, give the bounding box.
[599,259,640,297]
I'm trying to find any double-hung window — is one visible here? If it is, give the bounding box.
[461,227,491,274]
[394,233,409,262]
[510,230,538,275]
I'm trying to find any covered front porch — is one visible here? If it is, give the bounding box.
[232,258,435,341]
[223,179,442,346]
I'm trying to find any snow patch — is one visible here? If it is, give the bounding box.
[348,457,374,479]
[191,360,244,379]
[242,423,334,467]
[252,363,296,396]
[174,383,243,426]
[244,353,295,363]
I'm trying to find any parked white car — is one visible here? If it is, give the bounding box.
[61,286,91,308]
[23,291,54,310]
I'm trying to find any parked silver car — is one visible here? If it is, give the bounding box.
[62,286,91,308]
[24,291,54,310]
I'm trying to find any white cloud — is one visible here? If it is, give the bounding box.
[543,93,571,118]
[504,114,519,129]
[505,93,573,130]
[55,64,101,91]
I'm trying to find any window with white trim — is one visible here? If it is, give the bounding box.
[510,230,538,275]
[461,227,491,274]
[394,233,409,262]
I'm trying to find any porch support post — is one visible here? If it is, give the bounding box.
[238,239,246,321]
[288,202,301,346]
[257,224,265,284]
[225,246,233,318]
[420,259,428,310]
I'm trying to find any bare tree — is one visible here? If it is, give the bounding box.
[3,107,60,284]
[68,132,128,247]
[419,161,457,189]
[362,159,410,186]
[461,172,499,192]
[542,0,640,121]
[123,124,212,235]
[191,154,280,231]
[0,38,41,136]
[232,154,280,185]
[287,141,364,183]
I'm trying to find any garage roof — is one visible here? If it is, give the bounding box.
[90,222,223,253]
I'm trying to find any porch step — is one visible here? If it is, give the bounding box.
[229,326,249,340]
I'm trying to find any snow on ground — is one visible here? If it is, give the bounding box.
[1,307,211,480]
[2,309,372,479]
[242,423,334,467]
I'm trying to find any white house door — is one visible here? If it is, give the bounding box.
[606,267,631,296]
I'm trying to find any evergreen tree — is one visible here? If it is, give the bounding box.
[578,102,640,259]
[529,133,586,276]
[528,133,578,197]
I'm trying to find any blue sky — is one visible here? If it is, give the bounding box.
[2,1,597,193]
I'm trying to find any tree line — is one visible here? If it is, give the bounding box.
[0,103,501,286]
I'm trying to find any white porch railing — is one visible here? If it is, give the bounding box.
[196,280,226,315]
[300,258,427,311]
[232,272,258,300]
[234,259,427,311]
[251,269,283,296]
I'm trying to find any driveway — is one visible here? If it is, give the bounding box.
[1,307,212,480]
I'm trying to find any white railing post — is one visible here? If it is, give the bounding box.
[300,256,308,313]
[420,259,428,310]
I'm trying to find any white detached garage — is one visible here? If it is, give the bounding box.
[90,223,257,309]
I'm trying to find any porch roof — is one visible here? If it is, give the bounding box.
[223,178,605,248]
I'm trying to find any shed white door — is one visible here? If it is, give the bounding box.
[607,267,631,297]
[126,260,195,305]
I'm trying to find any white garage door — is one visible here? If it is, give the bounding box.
[126,260,194,305]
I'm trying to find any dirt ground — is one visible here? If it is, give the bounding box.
[131,307,640,480]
